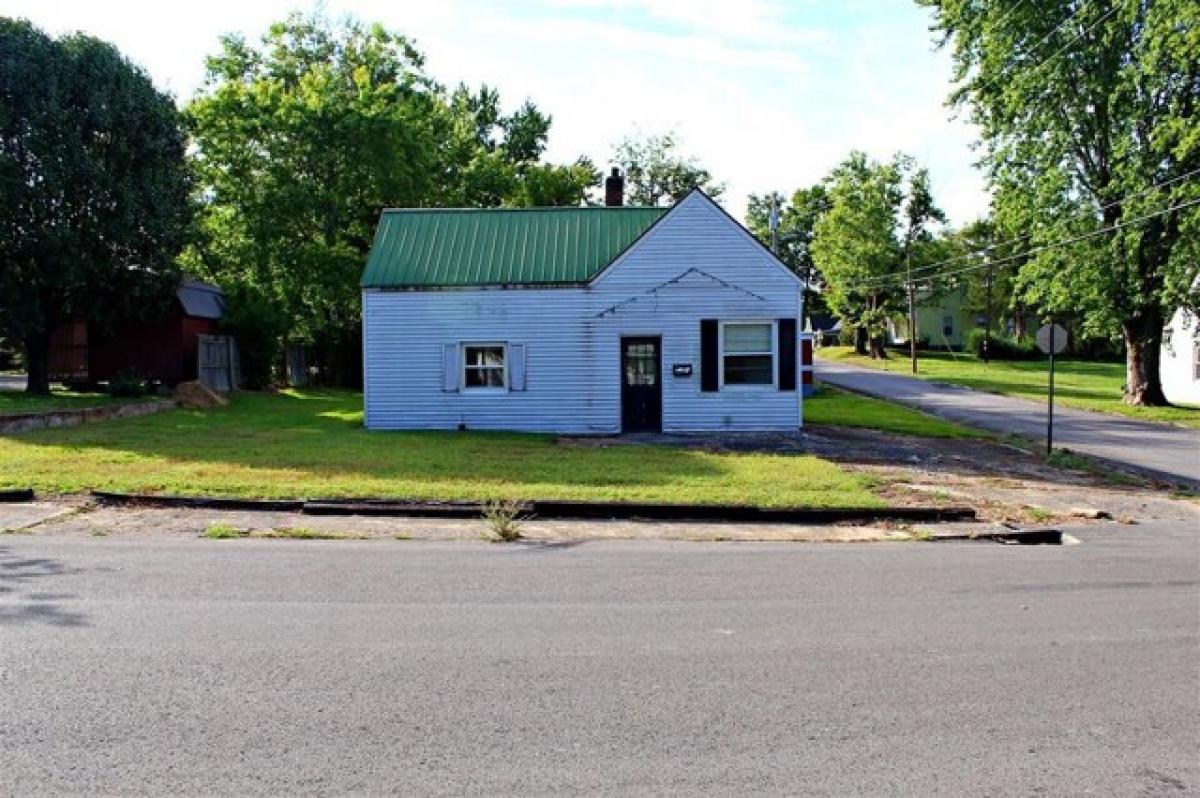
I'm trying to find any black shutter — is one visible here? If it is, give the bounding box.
[700,319,719,392]
[778,318,797,391]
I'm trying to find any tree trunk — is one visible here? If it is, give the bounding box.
[869,336,888,359]
[1122,317,1167,406]
[854,326,868,355]
[1013,303,1026,339]
[24,329,51,396]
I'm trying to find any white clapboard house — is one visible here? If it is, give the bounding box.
[360,173,806,433]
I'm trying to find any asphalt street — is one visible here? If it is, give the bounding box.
[2,525,1198,795]
[817,357,1200,489]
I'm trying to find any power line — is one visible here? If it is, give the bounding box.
[870,166,1200,288]
[1009,0,1122,90]
[970,0,1096,99]
[865,194,1200,290]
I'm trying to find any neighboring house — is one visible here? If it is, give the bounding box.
[805,311,841,347]
[1161,301,1200,407]
[360,181,804,433]
[886,284,978,350]
[49,280,228,386]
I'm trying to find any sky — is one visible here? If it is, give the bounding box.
[3,0,991,226]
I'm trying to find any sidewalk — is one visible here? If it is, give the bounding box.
[816,358,1200,489]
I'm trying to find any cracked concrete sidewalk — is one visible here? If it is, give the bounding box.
[0,501,939,543]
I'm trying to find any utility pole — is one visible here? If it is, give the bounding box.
[769,194,780,256]
[906,248,917,374]
[983,259,993,365]
[1047,320,1056,456]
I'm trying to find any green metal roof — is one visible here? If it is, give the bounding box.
[360,206,670,288]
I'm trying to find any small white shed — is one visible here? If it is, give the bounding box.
[360,188,805,433]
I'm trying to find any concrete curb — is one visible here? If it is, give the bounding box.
[92,491,303,512]
[935,526,1063,545]
[91,490,976,525]
[0,399,177,433]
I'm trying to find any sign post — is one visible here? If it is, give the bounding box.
[1036,322,1068,455]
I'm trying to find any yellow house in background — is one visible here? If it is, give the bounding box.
[886,285,980,351]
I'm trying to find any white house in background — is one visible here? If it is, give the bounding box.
[1161,295,1200,406]
[360,176,806,433]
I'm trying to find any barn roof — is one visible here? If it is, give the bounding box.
[177,280,225,319]
[360,206,669,288]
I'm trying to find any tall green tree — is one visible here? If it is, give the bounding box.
[746,185,831,284]
[611,132,725,206]
[0,18,191,395]
[919,0,1200,405]
[186,12,442,385]
[811,152,944,358]
[187,16,596,384]
[437,83,596,208]
[746,185,831,324]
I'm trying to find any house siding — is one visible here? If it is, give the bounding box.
[1161,305,1200,407]
[363,193,803,433]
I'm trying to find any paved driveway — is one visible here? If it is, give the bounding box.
[2,527,1198,795]
[817,358,1200,488]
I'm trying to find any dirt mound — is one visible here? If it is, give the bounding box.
[173,380,228,409]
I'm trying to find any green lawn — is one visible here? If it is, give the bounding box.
[0,389,879,508]
[820,346,1200,429]
[804,386,988,438]
[0,388,128,416]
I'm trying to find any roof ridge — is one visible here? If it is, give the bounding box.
[378,205,666,214]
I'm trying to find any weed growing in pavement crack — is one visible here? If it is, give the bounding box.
[205,522,249,539]
[482,499,527,541]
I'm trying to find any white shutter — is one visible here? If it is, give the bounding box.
[442,344,459,392]
[508,343,526,391]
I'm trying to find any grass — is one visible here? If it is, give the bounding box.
[262,526,363,540]
[804,385,988,439]
[0,387,130,416]
[0,389,879,509]
[819,346,1200,428]
[205,521,249,539]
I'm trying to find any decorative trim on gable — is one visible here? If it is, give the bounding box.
[592,267,767,318]
[589,189,803,288]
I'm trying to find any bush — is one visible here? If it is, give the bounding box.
[965,330,1040,360]
[108,370,148,397]
[219,284,289,389]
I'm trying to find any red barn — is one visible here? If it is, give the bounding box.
[49,280,226,386]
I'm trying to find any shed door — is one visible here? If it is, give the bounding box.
[620,337,662,433]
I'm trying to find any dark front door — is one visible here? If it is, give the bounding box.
[621,337,662,433]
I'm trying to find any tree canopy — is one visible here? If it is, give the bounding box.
[611,132,725,206]
[809,151,944,357]
[186,12,597,384]
[0,18,192,394]
[918,0,1200,404]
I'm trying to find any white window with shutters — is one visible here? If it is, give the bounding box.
[462,343,507,390]
[720,321,776,388]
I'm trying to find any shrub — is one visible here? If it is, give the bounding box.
[481,498,527,541]
[108,370,148,397]
[965,330,1040,360]
[219,284,289,389]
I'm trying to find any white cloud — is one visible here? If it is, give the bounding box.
[5,0,991,225]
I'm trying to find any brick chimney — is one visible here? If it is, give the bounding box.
[604,167,624,207]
